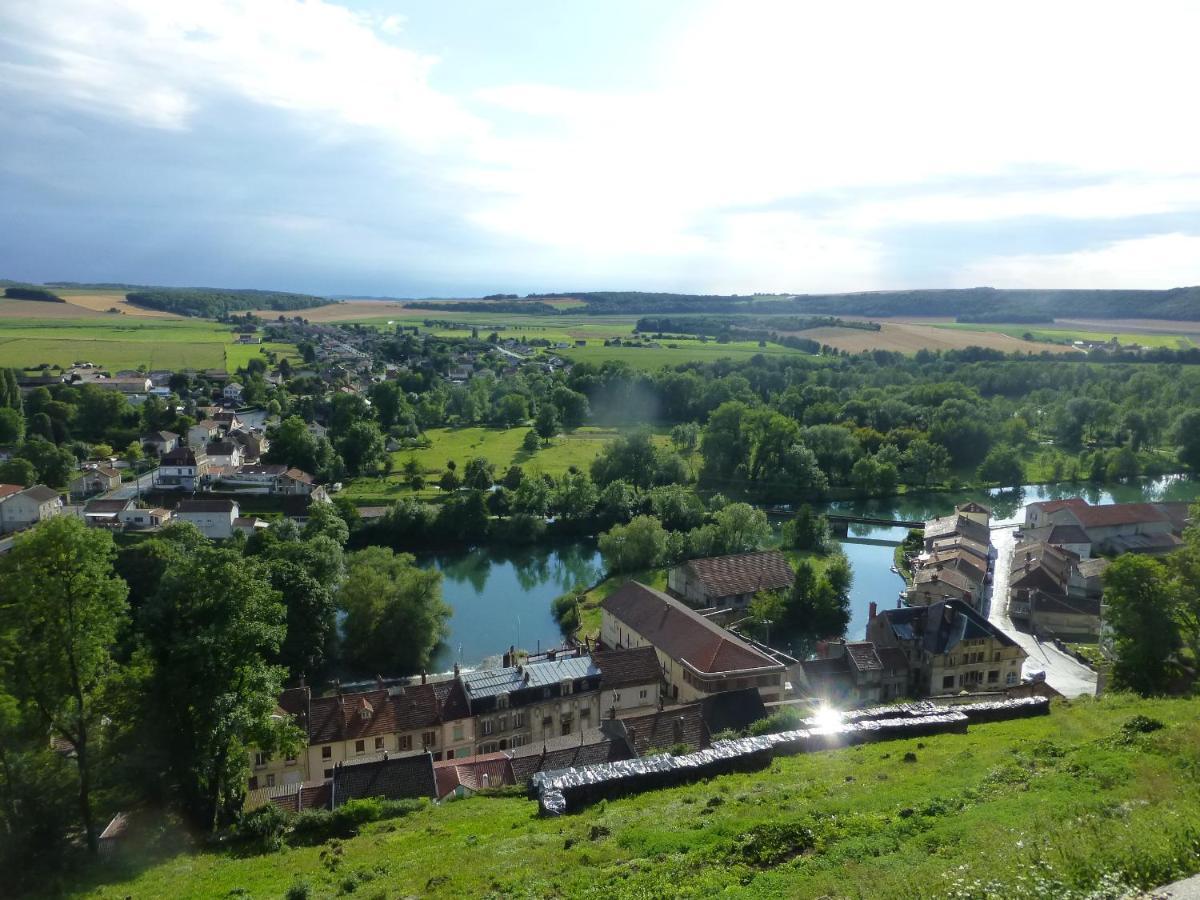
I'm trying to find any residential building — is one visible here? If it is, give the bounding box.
[867,599,1027,696]
[118,506,173,530]
[462,651,605,755]
[1008,541,1107,641]
[592,646,663,716]
[157,446,210,491]
[204,440,244,469]
[602,703,710,756]
[954,501,992,527]
[223,382,244,403]
[278,468,319,495]
[139,431,179,457]
[69,466,122,499]
[330,754,437,807]
[600,581,787,703]
[221,464,288,492]
[187,419,221,449]
[668,550,794,610]
[906,564,979,608]
[1015,523,1092,559]
[82,497,136,528]
[234,515,270,536]
[509,737,632,784]
[922,514,991,552]
[0,485,64,534]
[800,640,909,706]
[1024,498,1188,554]
[174,498,239,539]
[433,753,515,801]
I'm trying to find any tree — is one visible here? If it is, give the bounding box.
[496,393,529,427]
[0,517,128,853]
[463,457,496,491]
[338,547,450,674]
[553,470,599,523]
[551,386,589,428]
[15,438,76,486]
[439,468,461,492]
[512,473,551,516]
[780,556,852,650]
[976,445,1024,487]
[0,407,23,444]
[264,416,318,471]
[139,546,300,830]
[336,420,387,476]
[709,503,771,555]
[265,560,337,681]
[782,505,829,552]
[302,501,351,547]
[670,422,700,454]
[0,457,36,487]
[1103,555,1179,695]
[1173,410,1200,472]
[599,515,668,573]
[521,430,540,453]
[900,439,950,487]
[535,403,560,444]
[122,440,144,468]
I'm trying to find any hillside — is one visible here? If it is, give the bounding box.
[69,694,1200,899]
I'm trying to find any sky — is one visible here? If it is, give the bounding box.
[3,0,1200,298]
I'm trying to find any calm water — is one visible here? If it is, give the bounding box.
[419,477,1200,663]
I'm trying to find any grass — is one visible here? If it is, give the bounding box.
[560,338,815,369]
[934,322,1195,349]
[66,693,1200,899]
[341,427,676,504]
[0,318,297,372]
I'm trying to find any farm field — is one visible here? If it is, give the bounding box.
[933,321,1195,349]
[341,426,678,503]
[561,337,813,368]
[801,322,1054,354]
[65,693,1200,900]
[54,289,185,318]
[0,318,295,372]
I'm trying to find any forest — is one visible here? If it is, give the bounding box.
[124,287,329,317]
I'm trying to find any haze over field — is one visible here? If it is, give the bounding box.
[4,1,1200,298]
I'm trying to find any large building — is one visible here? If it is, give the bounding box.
[667,550,795,610]
[0,484,64,534]
[601,581,787,703]
[1024,498,1189,555]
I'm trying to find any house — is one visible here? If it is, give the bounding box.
[223,382,244,403]
[1015,523,1092,559]
[156,446,210,491]
[592,646,664,716]
[668,550,795,610]
[433,753,515,801]
[204,440,243,469]
[229,428,268,463]
[0,485,64,534]
[867,599,1027,696]
[600,581,787,704]
[954,501,992,526]
[118,506,172,530]
[603,704,710,756]
[222,464,288,492]
[461,651,606,755]
[906,565,979,608]
[307,422,328,440]
[82,497,135,528]
[800,640,902,706]
[212,411,245,432]
[174,498,239,539]
[140,431,179,457]
[1008,542,1107,641]
[187,419,221,448]
[278,468,318,495]
[1024,498,1187,554]
[922,514,991,552]
[234,515,270,535]
[91,375,151,395]
[509,736,632,784]
[330,754,437,807]
[69,466,122,499]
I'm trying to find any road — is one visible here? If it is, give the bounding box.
[986,525,1098,698]
[1150,874,1200,898]
[103,468,159,501]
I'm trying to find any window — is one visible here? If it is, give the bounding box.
[374,737,384,750]
[1006,672,1017,685]
[942,675,954,689]
[514,711,526,728]
[422,731,436,747]
[482,719,494,736]
[399,735,412,751]
[322,745,332,759]
[561,717,572,735]
[452,724,464,741]
[248,776,258,790]
[988,670,999,684]
[580,708,591,722]
[498,716,509,732]
[355,739,365,754]
[561,679,573,695]
[266,774,275,788]
[324,768,333,779]
[497,693,509,709]
[254,752,267,768]
[613,692,621,703]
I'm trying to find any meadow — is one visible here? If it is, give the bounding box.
[65,692,1200,899]
[932,321,1197,349]
[0,315,296,372]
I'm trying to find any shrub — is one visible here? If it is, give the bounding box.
[285,881,312,900]
[748,707,804,736]
[232,804,289,852]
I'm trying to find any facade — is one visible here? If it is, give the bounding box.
[118,506,172,530]
[70,466,122,499]
[140,431,179,457]
[82,497,136,527]
[0,485,64,534]
[1025,498,1188,554]
[157,446,210,491]
[601,581,787,703]
[174,498,239,539]
[867,599,1027,696]
[668,550,794,610]
[591,646,664,717]
[187,419,221,449]
[204,440,243,469]
[801,640,908,706]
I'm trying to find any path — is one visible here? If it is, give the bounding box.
[986,525,1098,698]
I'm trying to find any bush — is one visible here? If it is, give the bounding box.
[748,707,804,736]
[232,803,289,852]
[289,798,426,845]
[285,881,312,900]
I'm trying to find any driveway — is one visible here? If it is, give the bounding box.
[102,468,159,501]
[986,525,1098,698]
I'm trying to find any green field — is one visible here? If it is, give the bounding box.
[934,322,1196,349]
[561,337,814,368]
[342,426,680,503]
[0,319,296,372]
[66,693,1200,899]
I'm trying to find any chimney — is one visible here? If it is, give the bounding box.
[376,674,384,690]
[453,661,460,678]
[868,601,878,621]
[421,670,427,685]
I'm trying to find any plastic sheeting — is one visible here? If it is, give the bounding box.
[533,696,1050,815]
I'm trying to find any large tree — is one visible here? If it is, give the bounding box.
[139,546,299,830]
[1103,554,1180,695]
[338,547,449,674]
[0,517,128,853]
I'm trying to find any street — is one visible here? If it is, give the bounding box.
[103,468,159,501]
[986,525,1098,698]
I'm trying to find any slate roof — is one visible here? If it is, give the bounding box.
[924,514,991,546]
[681,550,794,598]
[619,704,710,755]
[1018,524,1091,547]
[177,498,237,513]
[331,753,437,806]
[306,681,467,745]
[1075,557,1111,579]
[19,485,61,503]
[141,430,178,442]
[956,501,992,516]
[601,582,781,675]
[877,600,1019,654]
[84,499,133,514]
[929,534,991,562]
[461,654,599,699]
[592,646,663,689]
[433,753,514,799]
[845,642,883,673]
[162,447,203,465]
[238,464,287,476]
[912,566,977,594]
[1029,590,1102,618]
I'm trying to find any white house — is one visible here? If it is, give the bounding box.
[0,485,64,534]
[223,382,244,403]
[175,498,239,539]
[187,419,221,448]
[157,447,210,491]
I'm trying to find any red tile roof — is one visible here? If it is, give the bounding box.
[305,681,468,746]
[592,646,663,689]
[602,582,782,675]
[0,484,26,501]
[1032,498,1089,514]
[1072,502,1168,528]
[682,551,794,598]
[433,753,514,799]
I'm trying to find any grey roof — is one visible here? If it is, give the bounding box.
[879,600,1018,654]
[461,655,599,699]
[20,485,61,503]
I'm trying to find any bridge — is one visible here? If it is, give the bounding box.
[826,514,923,537]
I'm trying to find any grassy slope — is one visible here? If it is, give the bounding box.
[71,694,1200,899]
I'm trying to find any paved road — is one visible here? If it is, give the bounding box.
[103,468,159,501]
[1151,874,1200,898]
[986,525,1098,698]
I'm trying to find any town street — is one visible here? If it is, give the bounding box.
[102,468,159,501]
[987,524,1098,698]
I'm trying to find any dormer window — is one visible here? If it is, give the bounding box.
[561,679,573,696]
[497,692,509,710]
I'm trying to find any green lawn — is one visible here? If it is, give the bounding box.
[342,426,677,504]
[0,319,297,372]
[67,693,1200,899]
[933,322,1195,349]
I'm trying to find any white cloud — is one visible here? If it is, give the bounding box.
[956,233,1200,289]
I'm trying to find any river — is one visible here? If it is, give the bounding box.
[419,476,1200,668]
